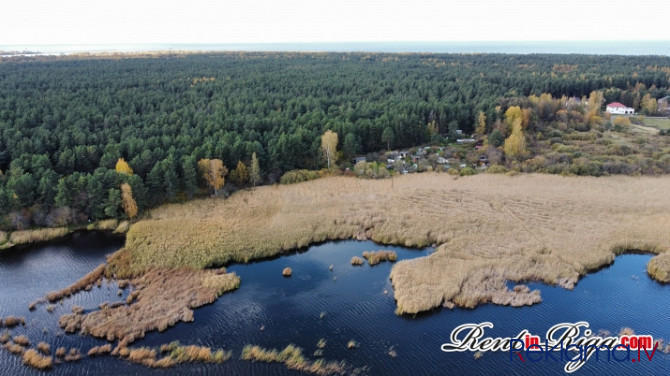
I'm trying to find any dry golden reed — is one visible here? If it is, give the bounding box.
[100,174,670,315]
[22,349,53,370]
[12,335,30,347]
[59,268,239,347]
[241,344,346,375]
[2,316,25,328]
[362,250,397,266]
[45,264,106,303]
[6,227,69,247]
[87,344,112,356]
[37,342,50,355]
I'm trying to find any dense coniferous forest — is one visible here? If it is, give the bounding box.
[1,52,669,230]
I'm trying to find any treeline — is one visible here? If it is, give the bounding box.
[0,52,669,230]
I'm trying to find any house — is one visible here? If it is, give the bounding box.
[437,157,448,164]
[658,96,670,114]
[352,156,367,164]
[399,150,410,158]
[456,138,476,145]
[605,102,634,115]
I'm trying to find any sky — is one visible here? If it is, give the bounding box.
[1,0,668,46]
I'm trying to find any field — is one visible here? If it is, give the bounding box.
[104,173,670,315]
[643,117,670,130]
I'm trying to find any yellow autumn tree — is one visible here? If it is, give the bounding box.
[321,130,338,169]
[115,158,133,175]
[475,111,487,135]
[120,183,138,219]
[503,119,528,160]
[504,106,523,133]
[641,94,657,115]
[198,159,227,194]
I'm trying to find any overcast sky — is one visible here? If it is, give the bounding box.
[1,0,667,45]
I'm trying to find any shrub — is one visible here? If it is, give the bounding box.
[487,164,508,174]
[459,167,476,176]
[280,170,321,185]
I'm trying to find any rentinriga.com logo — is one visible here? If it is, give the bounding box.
[440,322,658,373]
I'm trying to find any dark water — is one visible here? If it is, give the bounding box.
[1,234,669,375]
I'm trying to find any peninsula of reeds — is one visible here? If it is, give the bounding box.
[100,174,670,316]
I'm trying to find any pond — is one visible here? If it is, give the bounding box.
[1,233,669,375]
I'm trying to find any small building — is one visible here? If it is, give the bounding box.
[658,96,670,114]
[456,138,476,145]
[605,102,634,115]
[399,150,410,158]
[352,156,367,164]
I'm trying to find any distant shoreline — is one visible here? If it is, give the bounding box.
[1,41,669,56]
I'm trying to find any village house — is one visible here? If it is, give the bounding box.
[658,96,670,115]
[605,102,634,115]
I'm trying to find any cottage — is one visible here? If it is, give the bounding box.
[352,156,367,164]
[456,138,476,145]
[605,102,634,115]
[658,96,670,115]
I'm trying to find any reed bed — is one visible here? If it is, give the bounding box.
[36,342,50,355]
[3,342,25,355]
[22,349,52,370]
[5,227,70,247]
[93,174,670,315]
[58,268,239,347]
[12,335,30,346]
[1,316,26,328]
[241,344,347,375]
[119,341,230,368]
[45,264,106,303]
[362,250,397,266]
[282,267,293,277]
[350,256,364,266]
[87,344,112,356]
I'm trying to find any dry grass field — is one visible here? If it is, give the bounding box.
[102,173,670,315]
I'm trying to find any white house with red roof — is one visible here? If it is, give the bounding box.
[605,102,634,115]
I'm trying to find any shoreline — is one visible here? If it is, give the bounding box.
[7,174,670,324]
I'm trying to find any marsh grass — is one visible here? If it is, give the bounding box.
[5,228,69,248]
[37,342,50,355]
[350,256,364,266]
[0,331,10,344]
[120,342,230,368]
[87,344,112,356]
[58,268,239,347]
[93,174,670,315]
[12,335,29,346]
[45,264,106,303]
[282,267,293,277]
[362,250,397,266]
[64,348,82,362]
[241,344,346,375]
[2,316,26,328]
[22,349,52,370]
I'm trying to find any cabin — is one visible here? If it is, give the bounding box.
[605,102,634,115]
[658,96,670,114]
[456,138,476,145]
[352,156,367,164]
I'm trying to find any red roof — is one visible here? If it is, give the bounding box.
[607,102,627,108]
